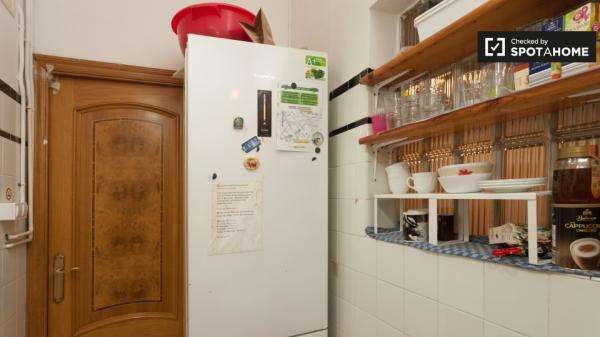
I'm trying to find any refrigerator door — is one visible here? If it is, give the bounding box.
[185,35,328,337]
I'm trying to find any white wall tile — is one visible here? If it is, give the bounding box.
[404,291,438,337]
[2,245,17,285]
[484,263,549,337]
[377,320,405,337]
[353,199,372,235]
[1,280,17,324]
[404,247,438,300]
[354,162,371,200]
[350,125,371,164]
[349,306,378,337]
[2,140,18,178]
[438,304,483,337]
[353,235,377,276]
[377,280,404,332]
[338,199,353,234]
[549,274,600,337]
[354,272,377,316]
[2,315,17,337]
[338,299,353,337]
[337,164,355,199]
[376,241,404,287]
[339,199,371,236]
[0,94,19,137]
[338,265,355,303]
[484,322,527,337]
[331,85,370,131]
[438,254,484,317]
[15,276,24,337]
[338,233,351,270]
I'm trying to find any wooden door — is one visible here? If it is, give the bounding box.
[47,76,183,337]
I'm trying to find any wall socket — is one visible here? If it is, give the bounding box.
[1,0,16,17]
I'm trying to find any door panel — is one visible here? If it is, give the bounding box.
[48,78,182,337]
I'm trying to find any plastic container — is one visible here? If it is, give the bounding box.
[171,3,256,54]
[371,113,388,134]
[414,0,486,41]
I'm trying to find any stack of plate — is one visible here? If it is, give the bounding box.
[478,178,546,193]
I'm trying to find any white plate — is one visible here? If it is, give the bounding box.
[479,178,545,186]
[479,184,545,193]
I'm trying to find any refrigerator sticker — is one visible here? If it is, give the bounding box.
[276,84,323,152]
[242,136,261,153]
[210,180,263,255]
[305,55,327,81]
[257,90,272,137]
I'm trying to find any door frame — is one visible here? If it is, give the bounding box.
[28,55,183,337]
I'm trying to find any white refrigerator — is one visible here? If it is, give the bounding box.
[185,35,328,337]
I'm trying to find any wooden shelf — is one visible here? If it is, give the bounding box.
[359,67,600,145]
[359,0,582,87]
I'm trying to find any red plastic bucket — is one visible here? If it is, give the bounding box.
[171,3,256,54]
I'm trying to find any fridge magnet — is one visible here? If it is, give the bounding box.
[233,117,244,130]
[311,132,324,146]
[243,157,260,171]
[242,136,261,153]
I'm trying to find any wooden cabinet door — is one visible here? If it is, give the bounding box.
[47,77,183,337]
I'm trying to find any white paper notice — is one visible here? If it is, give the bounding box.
[276,84,324,152]
[210,180,263,255]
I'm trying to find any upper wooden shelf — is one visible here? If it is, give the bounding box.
[359,0,582,87]
[359,67,600,145]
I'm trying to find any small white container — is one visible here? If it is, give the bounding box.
[414,0,487,41]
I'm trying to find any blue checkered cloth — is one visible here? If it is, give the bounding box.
[366,227,600,278]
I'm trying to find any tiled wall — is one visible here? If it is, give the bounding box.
[291,0,600,336]
[0,84,26,337]
[0,1,27,337]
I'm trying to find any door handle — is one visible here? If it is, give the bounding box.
[53,254,65,303]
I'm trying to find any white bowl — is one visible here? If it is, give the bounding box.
[437,162,493,177]
[438,173,493,193]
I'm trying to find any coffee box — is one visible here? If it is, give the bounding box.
[552,204,600,270]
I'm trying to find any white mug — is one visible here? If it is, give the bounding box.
[385,162,411,194]
[406,172,438,194]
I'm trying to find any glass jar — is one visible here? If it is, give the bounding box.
[552,145,600,204]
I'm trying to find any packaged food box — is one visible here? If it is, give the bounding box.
[564,1,600,65]
[564,2,600,35]
[529,16,563,83]
[513,63,529,91]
